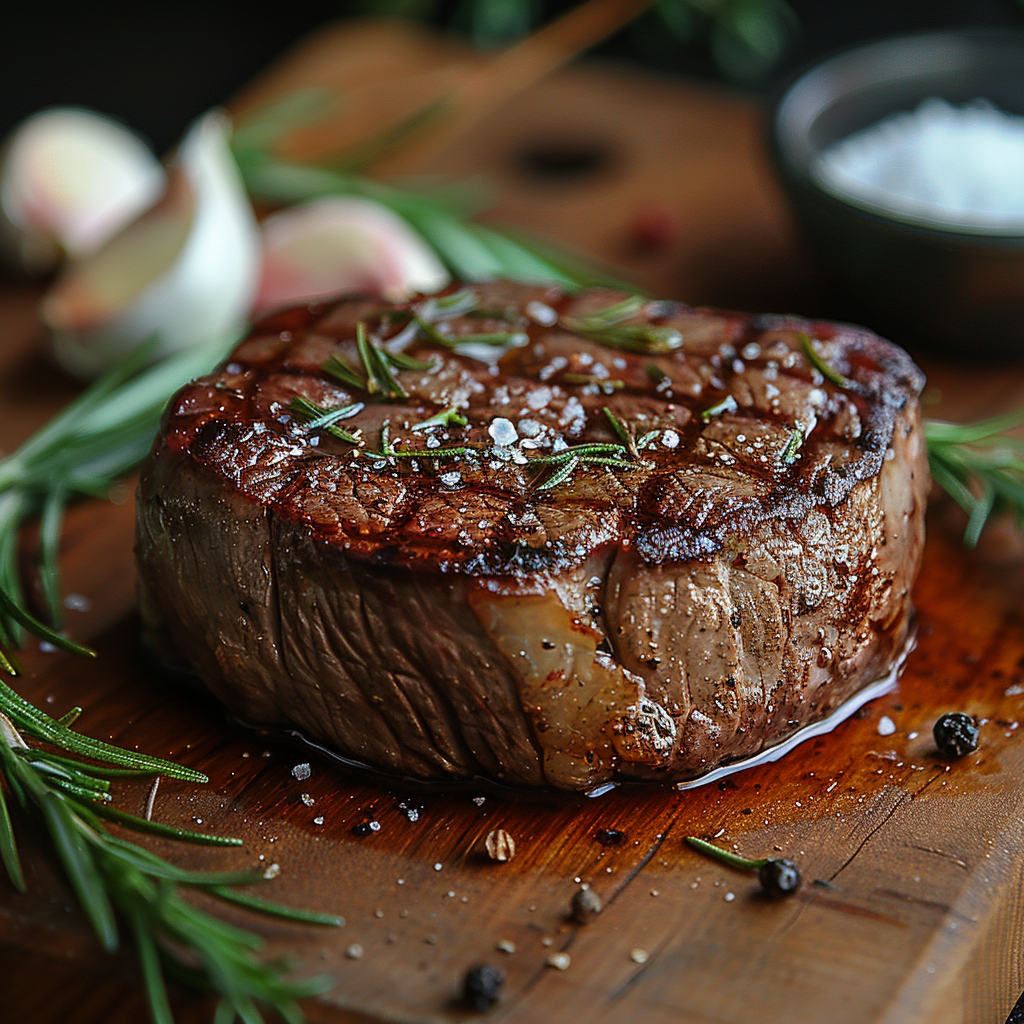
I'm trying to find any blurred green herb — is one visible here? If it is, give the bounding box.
[925,408,1024,548]
[356,0,797,79]
[560,295,682,354]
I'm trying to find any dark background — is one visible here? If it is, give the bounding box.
[2,1,1022,152]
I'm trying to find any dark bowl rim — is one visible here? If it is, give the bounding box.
[769,27,1024,242]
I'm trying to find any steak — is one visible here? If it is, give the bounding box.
[136,282,928,791]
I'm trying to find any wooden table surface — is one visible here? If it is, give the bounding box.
[4,19,1024,1024]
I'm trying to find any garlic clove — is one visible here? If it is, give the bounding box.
[0,107,164,274]
[42,111,261,380]
[255,196,449,315]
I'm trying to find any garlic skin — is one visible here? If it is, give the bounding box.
[255,196,449,316]
[42,111,261,380]
[0,108,164,274]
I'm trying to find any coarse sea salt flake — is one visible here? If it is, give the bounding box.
[488,417,518,446]
[818,98,1024,232]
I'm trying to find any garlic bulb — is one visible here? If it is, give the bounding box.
[255,196,449,315]
[0,108,164,274]
[42,111,261,380]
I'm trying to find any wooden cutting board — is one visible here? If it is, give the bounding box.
[5,19,1024,1024]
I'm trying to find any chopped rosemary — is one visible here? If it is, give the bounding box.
[924,407,1024,547]
[323,322,410,400]
[560,295,682,355]
[561,373,625,393]
[701,395,738,422]
[797,332,853,390]
[418,288,479,321]
[780,426,804,465]
[686,836,768,869]
[411,316,527,350]
[526,410,655,490]
[411,406,468,432]
[372,421,479,461]
[290,397,363,445]
[385,347,437,372]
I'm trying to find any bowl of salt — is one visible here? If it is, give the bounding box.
[772,29,1024,357]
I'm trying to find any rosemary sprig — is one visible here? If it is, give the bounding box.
[924,408,1024,547]
[797,332,853,390]
[0,337,233,671]
[559,295,682,355]
[0,712,340,1024]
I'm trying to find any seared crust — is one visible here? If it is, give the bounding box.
[157,283,923,575]
[138,282,928,790]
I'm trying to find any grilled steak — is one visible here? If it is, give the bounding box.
[136,282,928,790]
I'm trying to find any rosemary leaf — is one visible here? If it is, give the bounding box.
[602,406,633,450]
[0,769,24,891]
[0,583,95,659]
[209,887,345,927]
[82,800,244,847]
[38,488,66,628]
[0,677,207,781]
[290,397,363,446]
[701,395,738,422]
[536,455,580,491]
[128,902,175,1024]
[384,347,436,372]
[418,288,479,320]
[797,332,852,390]
[57,707,82,728]
[322,353,366,392]
[686,836,768,870]
[561,373,624,392]
[925,410,1024,547]
[411,407,468,432]
[39,789,119,951]
[780,426,804,465]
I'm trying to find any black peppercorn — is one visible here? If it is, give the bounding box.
[595,828,625,846]
[933,713,978,758]
[758,858,801,897]
[463,964,505,1012]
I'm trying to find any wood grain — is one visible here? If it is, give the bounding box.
[4,20,1024,1024]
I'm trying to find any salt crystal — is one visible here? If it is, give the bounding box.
[346,943,363,959]
[818,98,1024,231]
[878,716,896,736]
[630,949,649,964]
[546,952,571,970]
[291,763,312,781]
[63,593,90,612]
[526,301,557,325]
[313,816,324,825]
[488,417,518,446]
[724,892,736,902]
[497,939,516,954]
[300,793,315,806]
[263,863,280,879]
